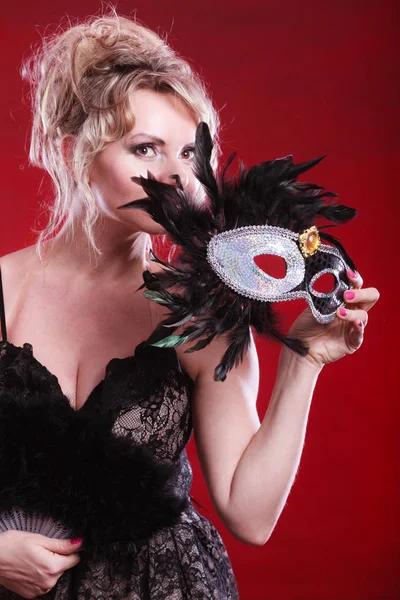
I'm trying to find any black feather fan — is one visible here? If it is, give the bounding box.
[119,122,357,381]
[0,341,190,578]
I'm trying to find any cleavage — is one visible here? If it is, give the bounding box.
[32,344,141,411]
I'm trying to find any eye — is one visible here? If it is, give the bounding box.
[132,144,157,158]
[181,146,195,160]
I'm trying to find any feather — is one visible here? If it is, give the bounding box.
[0,341,191,574]
[117,122,357,380]
[151,334,192,348]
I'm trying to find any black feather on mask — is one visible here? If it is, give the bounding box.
[119,122,357,381]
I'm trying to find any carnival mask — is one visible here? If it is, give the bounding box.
[118,122,357,380]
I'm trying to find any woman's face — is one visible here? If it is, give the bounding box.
[89,88,201,235]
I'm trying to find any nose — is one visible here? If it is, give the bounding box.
[168,173,189,190]
[155,163,190,190]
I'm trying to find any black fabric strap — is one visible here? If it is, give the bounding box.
[0,267,7,342]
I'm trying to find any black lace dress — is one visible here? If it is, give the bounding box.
[0,272,239,599]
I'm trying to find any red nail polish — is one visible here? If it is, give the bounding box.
[339,307,347,316]
[344,291,355,300]
[348,270,356,278]
[70,538,83,544]
[358,320,363,327]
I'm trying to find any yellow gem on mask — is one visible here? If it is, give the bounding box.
[298,226,321,257]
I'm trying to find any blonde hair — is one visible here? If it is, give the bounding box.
[21,10,221,260]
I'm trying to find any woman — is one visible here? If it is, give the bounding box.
[0,12,379,600]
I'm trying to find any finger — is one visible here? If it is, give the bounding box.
[337,305,367,352]
[38,536,83,555]
[337,306,368,327]
[347,269,363,289]
[343,287,380,311]
[347,317,365,351]
[52,552,81,575]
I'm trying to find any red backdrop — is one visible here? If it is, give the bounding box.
[1,1,398,598]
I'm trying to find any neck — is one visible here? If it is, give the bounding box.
[42,218,151,282]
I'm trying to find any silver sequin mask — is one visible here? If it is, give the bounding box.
[207,224,353,324]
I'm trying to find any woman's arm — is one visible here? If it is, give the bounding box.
[189,333,321,546]
[186,271,378,546]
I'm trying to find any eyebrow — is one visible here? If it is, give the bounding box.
[128,133,195,146]
[129,133,166,145]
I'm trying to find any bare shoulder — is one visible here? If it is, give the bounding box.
[179,329,259,387]
[170,309,258,386]
[141,258,259,383]
[0,245,38,303]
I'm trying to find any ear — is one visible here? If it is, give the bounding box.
[60,135,76,181]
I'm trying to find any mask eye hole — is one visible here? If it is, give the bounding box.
[311,272,336,294]
[309,268,340,298]
[254,254,287,280]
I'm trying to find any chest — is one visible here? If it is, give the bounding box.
[7,279,157,410]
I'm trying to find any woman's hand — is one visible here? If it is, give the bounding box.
[287,270,380,369]
[0,531,82,599]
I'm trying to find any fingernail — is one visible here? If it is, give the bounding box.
[339,307,347,316]
[348,270,356,278]
[358,320,363,327]
[70,538,83,544]
[344,291,355,300]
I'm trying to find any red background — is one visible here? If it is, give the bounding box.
[1,1,398,598]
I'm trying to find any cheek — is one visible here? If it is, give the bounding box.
[90,157,149,207]
[89,157,165,233]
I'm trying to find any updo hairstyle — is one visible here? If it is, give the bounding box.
[21,12,221,258]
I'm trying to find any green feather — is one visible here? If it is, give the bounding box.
[150,334,191,348]
[143,290,172,306]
